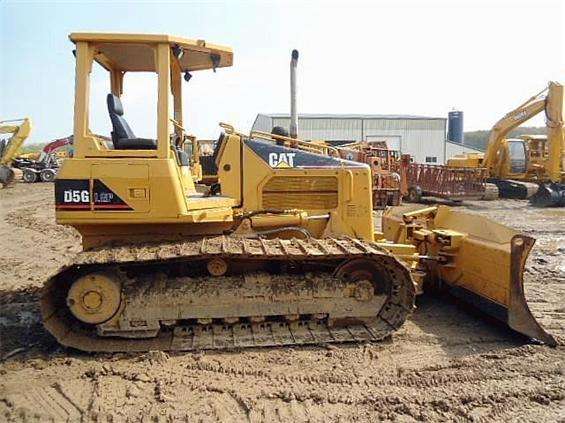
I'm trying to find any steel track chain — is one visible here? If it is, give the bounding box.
[41,235,416,352]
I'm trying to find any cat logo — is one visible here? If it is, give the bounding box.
[268,152,296,168]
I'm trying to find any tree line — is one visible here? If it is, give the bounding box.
[462,126,546,151]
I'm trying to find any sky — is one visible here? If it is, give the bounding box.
[1,0,564,144]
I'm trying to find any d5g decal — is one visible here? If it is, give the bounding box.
[55,179,90,210]
[55,179,133,211]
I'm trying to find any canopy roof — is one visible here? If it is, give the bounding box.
[69,32,233,72]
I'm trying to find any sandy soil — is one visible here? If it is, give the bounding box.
[0,183,563,422]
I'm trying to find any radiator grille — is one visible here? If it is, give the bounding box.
[262,176,338,209]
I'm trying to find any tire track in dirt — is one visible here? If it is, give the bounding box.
[67,349,563,422]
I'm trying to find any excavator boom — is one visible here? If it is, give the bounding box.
[0,118,32,186]
[545,82,565,183]
[42,135,73,154]
[483,87,547,173]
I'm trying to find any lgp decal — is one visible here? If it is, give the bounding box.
[92,179,133,210]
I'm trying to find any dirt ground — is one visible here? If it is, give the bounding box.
[0,182,563,422]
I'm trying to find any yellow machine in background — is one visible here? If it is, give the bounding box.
[41,33,555,353]
[0,118,32,186]
[448,82,565,205]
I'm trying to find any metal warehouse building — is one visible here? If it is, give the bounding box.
[252,113,481,164]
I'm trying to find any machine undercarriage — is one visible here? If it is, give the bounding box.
[42,236,415,351]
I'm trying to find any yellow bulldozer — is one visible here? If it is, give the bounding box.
[41,33,556,352]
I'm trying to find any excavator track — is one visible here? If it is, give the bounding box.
[41,236,416,352]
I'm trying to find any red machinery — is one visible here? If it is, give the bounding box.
[401,156,489,202]
[42,135,73,155]
[336,141,404,208]
[336,141,491,206]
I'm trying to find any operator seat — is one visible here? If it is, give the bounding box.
[107,94,157,150]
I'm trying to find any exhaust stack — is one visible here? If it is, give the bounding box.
[290,49,299,139]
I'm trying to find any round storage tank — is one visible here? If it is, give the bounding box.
[448,111,464,143]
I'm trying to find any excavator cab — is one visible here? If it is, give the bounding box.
[506,138,528,174]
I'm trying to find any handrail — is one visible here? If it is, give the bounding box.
[249,129,341,157]
[218,123,349,170]
[0,118,27,124]
[169,117,187,133]
[219,122,247,138]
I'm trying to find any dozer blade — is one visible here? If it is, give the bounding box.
[437,209,556,345]
[506,235,557,345]
[383,205,557,346]
[444,235,556,346]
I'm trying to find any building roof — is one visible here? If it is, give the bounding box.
[262,113,446,120]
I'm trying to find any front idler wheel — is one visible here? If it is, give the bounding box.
[66,273,122,324]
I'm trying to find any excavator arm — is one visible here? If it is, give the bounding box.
[483,81,564,183]
[0,118,32,185]
[545,83,564,183]
[483,87,547,174]
[42,135,73,154]
[0,118,32,165]
[529,83,565,206]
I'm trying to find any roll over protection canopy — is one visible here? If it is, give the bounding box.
[69,32,233,72]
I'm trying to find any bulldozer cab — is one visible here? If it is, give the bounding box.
[54,34,236,233]
[59,33,376,245]
[70,33,232,176]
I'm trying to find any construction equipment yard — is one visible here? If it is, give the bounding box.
[1,182,563,422]
[2,2,564,421]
